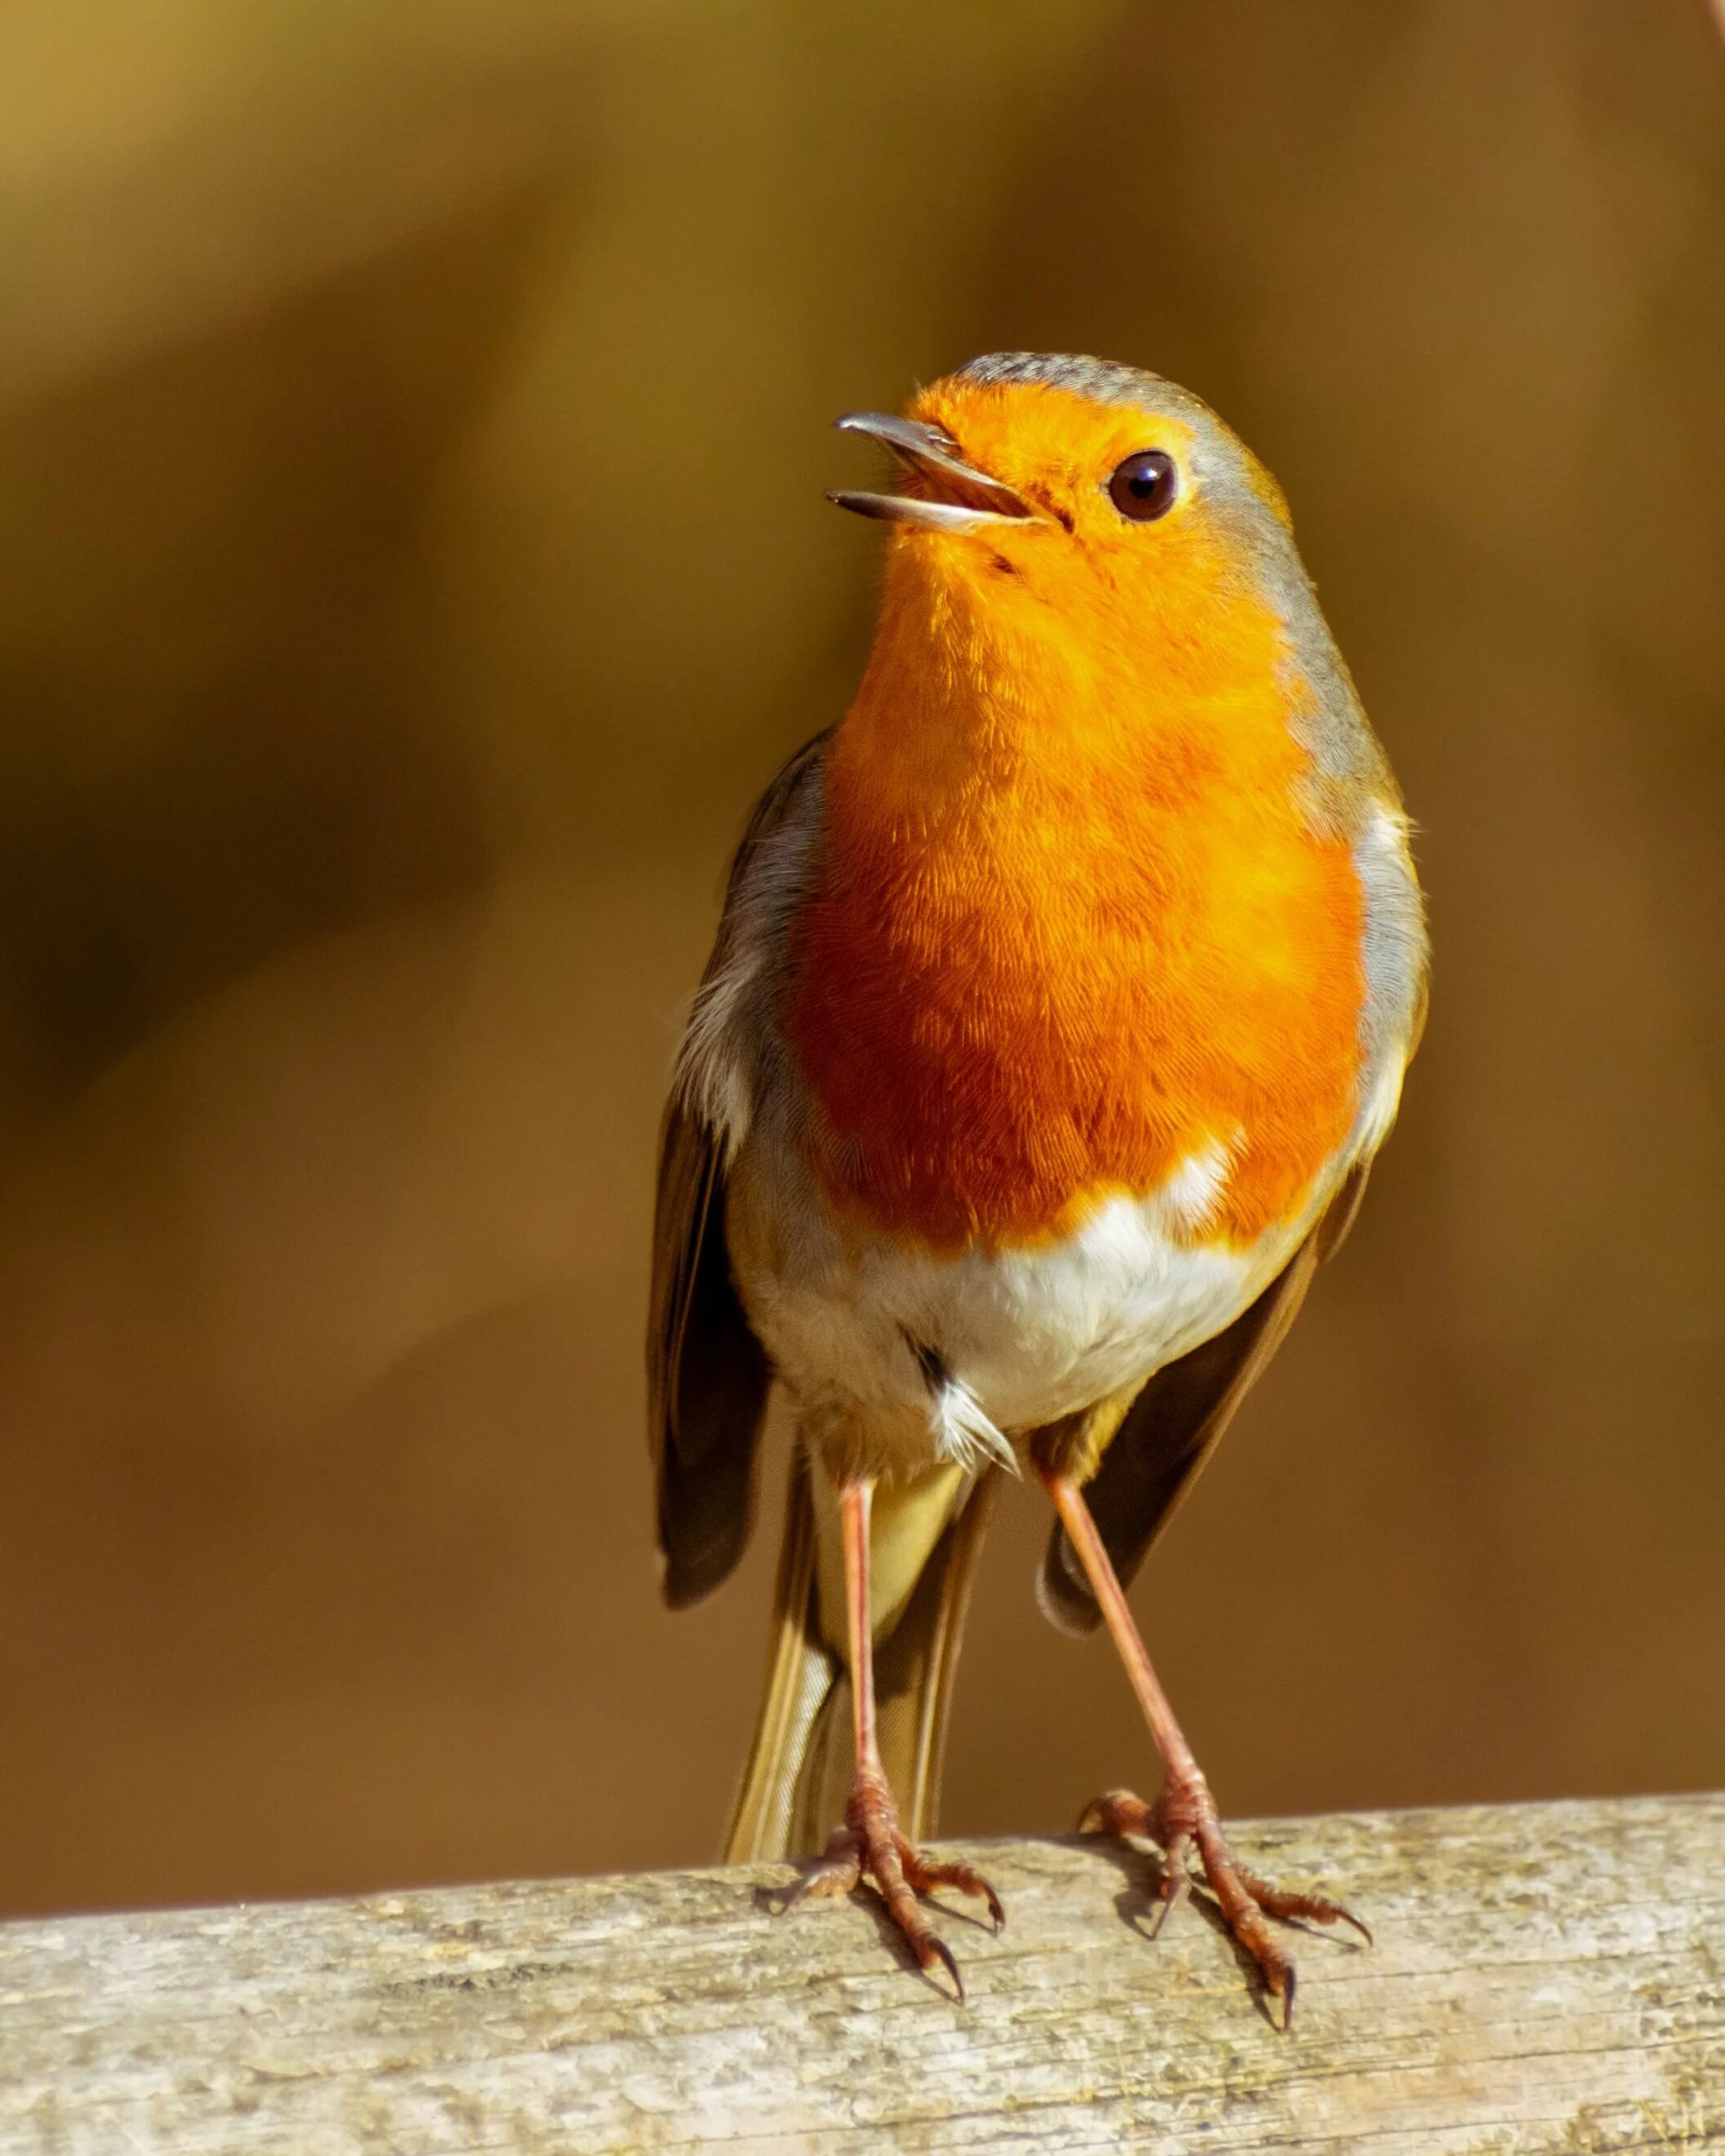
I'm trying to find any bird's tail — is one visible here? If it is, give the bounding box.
[723,1447,998,1861]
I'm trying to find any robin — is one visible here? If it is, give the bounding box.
[647,351,1426,2022]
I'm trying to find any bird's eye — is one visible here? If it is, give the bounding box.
[1107,449,1179,522]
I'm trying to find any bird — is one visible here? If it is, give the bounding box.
[647,350,1427,2023]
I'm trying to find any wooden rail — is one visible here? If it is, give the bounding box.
[1,1796,1720,2152]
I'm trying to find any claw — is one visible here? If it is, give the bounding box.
[781,1779,1001,1998]
[1146,1851,1191,1938]
[925,1931,964,2003]
[1082,1778,1368,2017]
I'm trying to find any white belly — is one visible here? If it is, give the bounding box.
[727,1134,1305,1473]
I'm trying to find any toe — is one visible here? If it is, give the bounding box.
[900,1844,1006,1932]
[1078,1787,1155,1838]
[782,1826,862,1909]
[791,1864,856,1905]
[1216,1891,1297,2025]
[1237,1866,1372,1944]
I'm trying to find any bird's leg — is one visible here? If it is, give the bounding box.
[785,1474,1002,1998]
[1044,1471,1368,2027]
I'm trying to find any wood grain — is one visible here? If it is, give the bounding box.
[1,1797,1720,2153]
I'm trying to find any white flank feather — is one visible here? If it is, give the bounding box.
[930,1376,1019,1475]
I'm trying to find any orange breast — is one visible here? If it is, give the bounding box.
[782,527,1366,1254]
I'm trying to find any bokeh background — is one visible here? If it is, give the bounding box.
[2,0,1723,1920]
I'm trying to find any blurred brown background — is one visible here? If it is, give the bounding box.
[1,0,1722,1920]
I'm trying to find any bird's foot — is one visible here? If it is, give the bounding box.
[786,1764,1003,2000]
[1079,1779,1369,2028]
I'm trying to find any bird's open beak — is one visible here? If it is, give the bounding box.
[829,412,1043,532]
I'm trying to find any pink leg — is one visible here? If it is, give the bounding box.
[1047,1471,1368,2027]
[785,1477,1002,1998]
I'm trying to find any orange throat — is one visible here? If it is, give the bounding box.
[783,527,1367,1254]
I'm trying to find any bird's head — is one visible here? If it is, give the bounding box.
[832,351,1312,687]
[828,353,1383,825]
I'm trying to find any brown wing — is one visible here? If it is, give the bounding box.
[648,1099,771,1607]
[1038,1162,1369,1635]
[647,731,830,1609]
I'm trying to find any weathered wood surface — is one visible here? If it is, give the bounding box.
[1,1797,1720,2154]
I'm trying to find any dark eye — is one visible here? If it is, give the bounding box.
[1107,448,1178,522]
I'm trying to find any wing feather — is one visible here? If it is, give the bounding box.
[648,1100,771,1607]
[647,731,829,1608]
